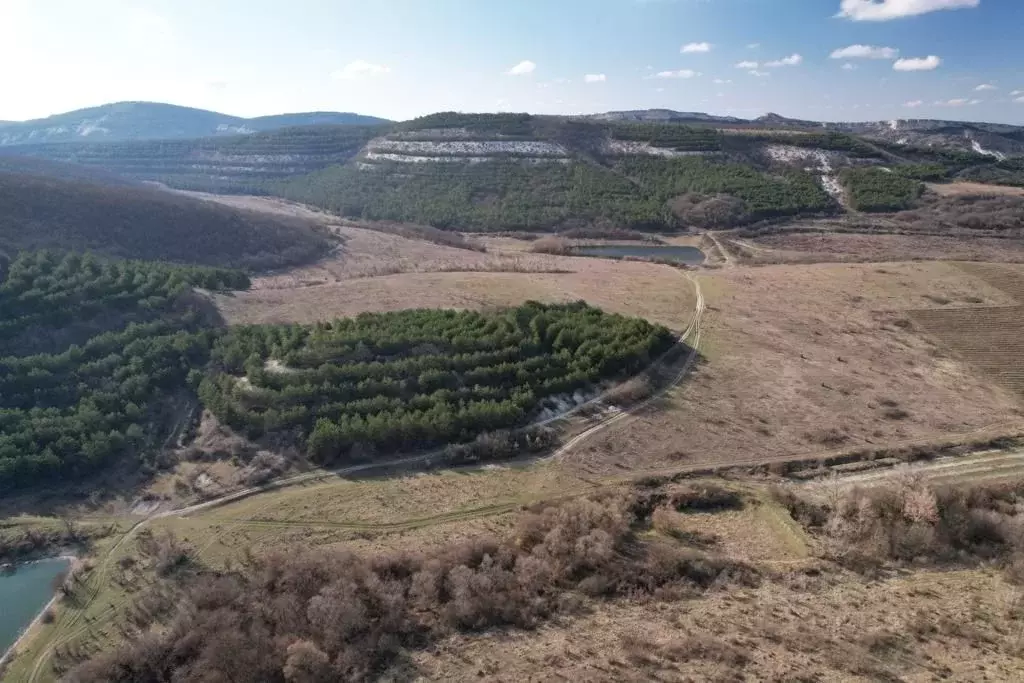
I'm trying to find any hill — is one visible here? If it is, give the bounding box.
[0,101,390,146]
[4,110,1023,233]
[0,172,333,270]
[0,250,250,491]
[0,154,144,187]
[0,124,380,193]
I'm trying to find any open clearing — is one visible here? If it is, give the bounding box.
[559,261,1024,474]
[907,262,1024,398]
[927,181,1024,197]
[215,259,698,330]
[735,231,1024,265]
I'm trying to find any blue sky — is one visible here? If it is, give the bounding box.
[1,0,1022,124]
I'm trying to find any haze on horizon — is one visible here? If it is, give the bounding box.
[1,0,1022,125]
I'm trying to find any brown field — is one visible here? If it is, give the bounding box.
[956,261,1024,301]
[559,261,1024,474]
[413,568,1024,682]
[905,263,1024,398]
[910,306,1024,397]
[735,232,1024,264]
[927,181,1024,197]
[215,259,698,330]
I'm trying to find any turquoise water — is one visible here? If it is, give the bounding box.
[0,558,70,657]
[573,245,705,265]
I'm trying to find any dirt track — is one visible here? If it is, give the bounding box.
[804,448,1024,493]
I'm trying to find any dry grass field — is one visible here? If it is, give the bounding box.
[215,259,698,330]
[559,261,1024,474]
[956,261,1024,301]
[412,568,1024,682]
[905,262,1024,400]
[734,232,1024,264]
[927,181,1024,197]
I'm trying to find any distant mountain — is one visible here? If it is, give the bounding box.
[590,109,745,124]
[0,102,391,146]
[592,109,1024,158]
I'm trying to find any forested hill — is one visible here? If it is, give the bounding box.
[6,111,1024,233]
[0,252,672,493]
[0,251,250,490]
[0,172,334,270]
[0,101,390,146]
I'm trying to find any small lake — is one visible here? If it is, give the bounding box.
[0,558,70,658]
[573,245,705,265]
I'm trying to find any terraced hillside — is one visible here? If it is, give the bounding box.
[0,125,383,193]
[5,111,1022,232]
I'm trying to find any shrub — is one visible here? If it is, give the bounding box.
[67,492,756,682]
[530,236,572,255]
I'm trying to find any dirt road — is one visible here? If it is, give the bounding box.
[803,448,1024,494]
[548,271,704,461]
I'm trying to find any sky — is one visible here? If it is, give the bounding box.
[1,0,1023,124]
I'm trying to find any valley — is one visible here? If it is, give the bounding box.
[3,108,1024,682]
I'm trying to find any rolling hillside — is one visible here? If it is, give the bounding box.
[0,101,390,146]
[4,110,1023,233]
[0,124,381,193]
[0,171,333,270]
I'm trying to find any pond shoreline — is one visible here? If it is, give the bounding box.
[572,244,706,266]
[0,555,74,672]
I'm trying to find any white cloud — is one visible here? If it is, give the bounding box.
[583,73,607,83]
[893,55,941,71]
[842,63,857,70]
[1015,96,1024,103]
[975,83,996,91]
[1011,90,1024,97]
[649,69,700,79]
[332,60,392,79]
[830,44,899,59]
[735,60,759,69]
[747,43,761,49]
[681,42,712,53]
[764,54,803,67]
[904,100,924,107]
[506,60,537,76]
[748,70,770,77]
[936,98,981,106]
[713,78,733,84]
[837,0,980,22]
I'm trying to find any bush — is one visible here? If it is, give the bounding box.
[530,236,572,255]
[67,492,756,682]
[785,477,1024,569]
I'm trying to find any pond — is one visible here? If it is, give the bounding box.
[573,244,705,265]
[0,557,70,658]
